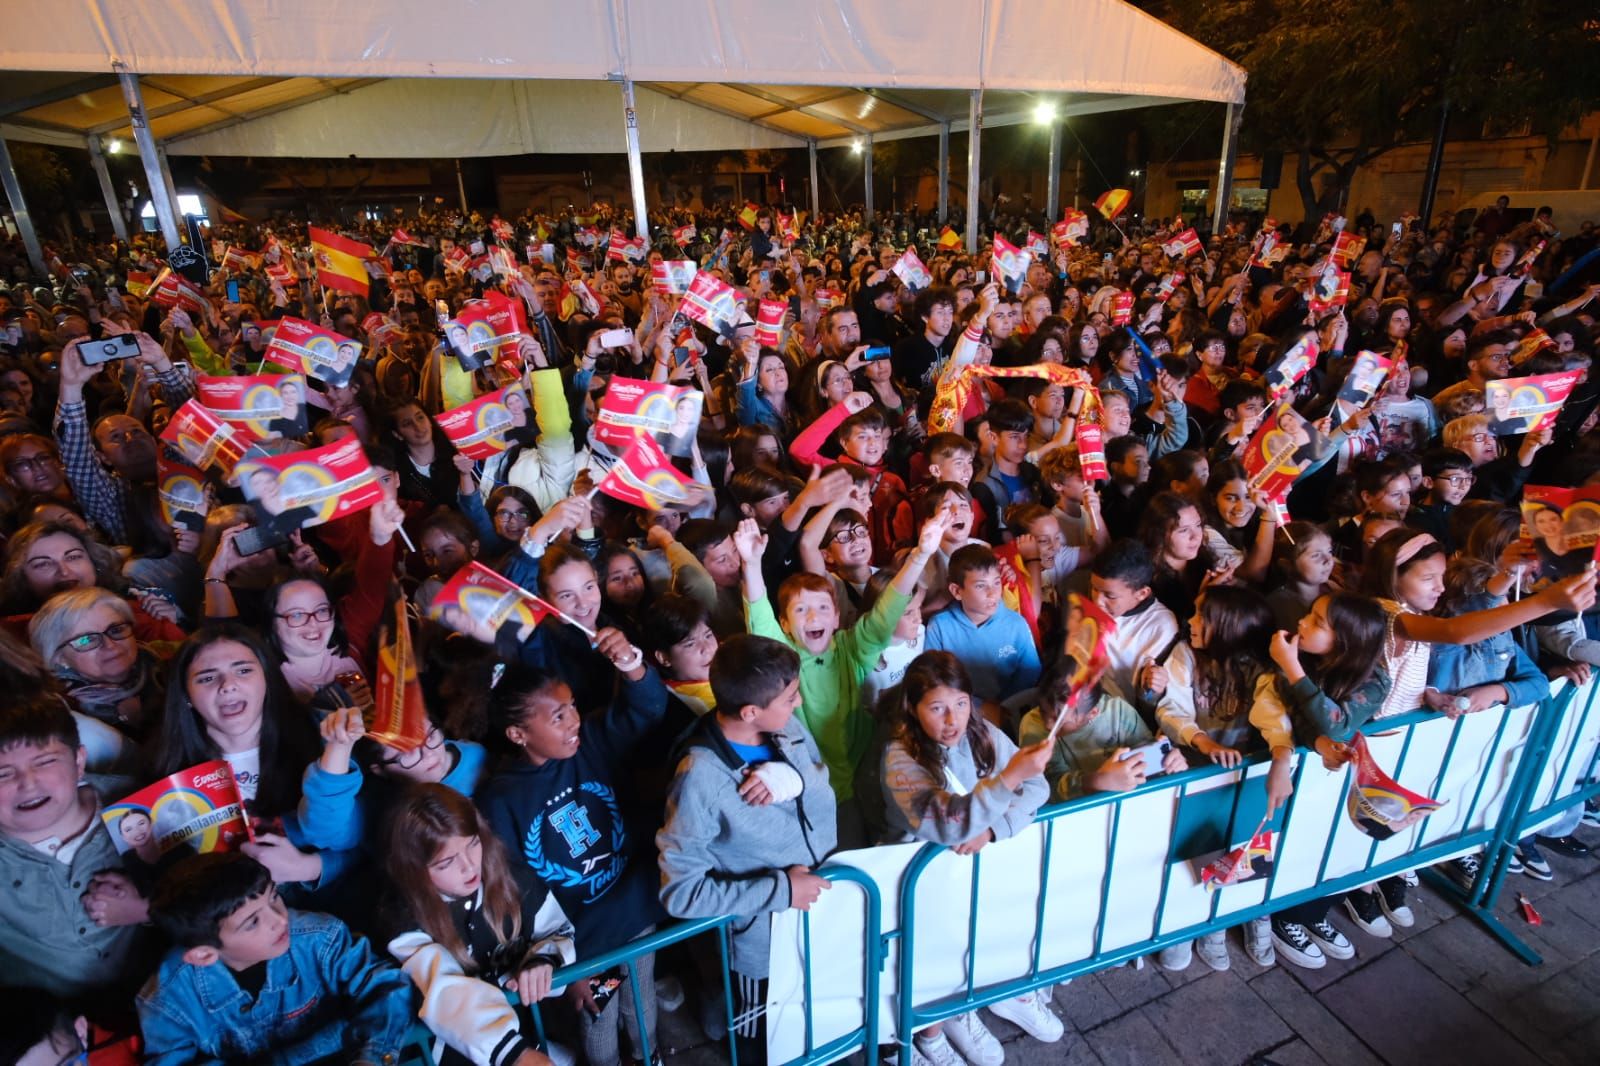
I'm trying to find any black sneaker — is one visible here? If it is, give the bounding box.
[1376,877,1415,928]
[1269,918,1326,969]
[1342,890,1393,938]
[1535,834,1592,858]
[1518,841,1554,881]
[1305,918,1355,960]
[1446,853,1483,893]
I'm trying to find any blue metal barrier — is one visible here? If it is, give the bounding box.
[889,702,1560,1065]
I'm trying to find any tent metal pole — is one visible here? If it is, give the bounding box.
[1045,121,1062,223]
[86,137,129,243]
[1212,100,1243,236]
[116,68,181,252]
[454,159,468,214]
[155,145,184,236]
[965,90,983,253]
[0,137,48,278]
[619,78,650,241]
[808,138,820,221]
[863,135,874,221]
[938,121,950,225]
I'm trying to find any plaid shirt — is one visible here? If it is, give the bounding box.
[53,367,193,544]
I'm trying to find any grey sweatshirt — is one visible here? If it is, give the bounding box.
[656,715,838,977]
[880,720,1048,846]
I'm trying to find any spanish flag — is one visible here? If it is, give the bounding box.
[738,202,760,231]
[1094,188,1132,223]
[309,226,376,297]
[937,227,962,251]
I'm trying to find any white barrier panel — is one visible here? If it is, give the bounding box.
[767,703,1549,1063]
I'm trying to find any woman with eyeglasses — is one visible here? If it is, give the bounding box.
[28,586,167,745]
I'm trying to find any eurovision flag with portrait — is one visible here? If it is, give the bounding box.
[196,373,310,443]
[160,400,250,475]
[1519,485,1600,576]
[427,561,560,644]
[892,246,933,291]
[157,455,210,533]
[1484,370,1582,437]
[1051,593,1117,725]
[597,432,695,510]
[681,272,743,336]
[435,382,531,460]
[265,316,362,387]
[148,267,208,316]
[1192,822,1276,891]
[1307,261,1351,318]
[446,291,526,371]
[234,437,384,534]
[1242,402,1320,502]
[102,760,251,863]
[1335,351,1393,408]
[1345,734,1445,840]
[991,234,1032,295]
[1263,333,1320,401]
[1162,228,1203,260]
[1054,209,1090,248]
[594,378,705,458]
[369,594,429,753]
[651,260,698,295]
[754,299,786,348]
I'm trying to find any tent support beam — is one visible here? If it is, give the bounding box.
[454,159,468,213]
[155,145,182,237]
[85,136,129,243]
[863,135,874,220]
[620,78,650,241]
[116,68,181,252]
[1045,121,1062,224]
[965,90,982,253]
[0,137,47,277]
[808,139,820,221]
[1212,100,1243,236]
[938,121,950,225]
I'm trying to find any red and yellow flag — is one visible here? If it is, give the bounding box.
[370,595,429,752]
[738,202,760,231]
[309,226,376,297]
[1094,188,1132,222]
[937,227,963,251]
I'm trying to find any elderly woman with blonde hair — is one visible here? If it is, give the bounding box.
[29,585,169,748]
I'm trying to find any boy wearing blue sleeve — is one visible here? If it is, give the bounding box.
[138,852,414,1066]
[925,544,1043,714]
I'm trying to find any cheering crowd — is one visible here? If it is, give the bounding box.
[2,189,1600,1066]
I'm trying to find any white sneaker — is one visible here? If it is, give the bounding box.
[942,1010,1004,1066]
[987,990,1064,1044]
[912,1028,967,1066]
[886,1044,936,1066]
[1243,916,1275,967]
[1156,940,1193,971]
[1195,930,1231,972]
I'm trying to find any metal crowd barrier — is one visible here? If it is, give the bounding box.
[397,681,1599,1064]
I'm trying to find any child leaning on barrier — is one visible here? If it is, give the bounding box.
[1251,592,1391,971]
[879,650,1063,1064]
[1019,656,1187,803]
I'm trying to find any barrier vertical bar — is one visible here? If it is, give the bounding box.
[1261,758,1307,901]
[1207,770,1250,924]
[1150,781,1189,939]
[1364,723,1419,870]
[965,852,982,1000]
[719,925,740,1066]
[1029,819,1055,977]
[624,957,651,1064]
[1090,802,1123,957]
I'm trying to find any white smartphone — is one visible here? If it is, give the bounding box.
[599,328,633,349]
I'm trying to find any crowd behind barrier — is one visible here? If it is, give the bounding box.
[3,192,1600,1066]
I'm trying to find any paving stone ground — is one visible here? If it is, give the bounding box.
[654,839,1600,1065]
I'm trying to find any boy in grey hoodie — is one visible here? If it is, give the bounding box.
[656,635,837,1064]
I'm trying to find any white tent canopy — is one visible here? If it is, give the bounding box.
[0,0,1244,267]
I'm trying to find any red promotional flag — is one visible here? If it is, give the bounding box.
[1094,188,1131,222]
[103,761,251,860]
[1049,592,1118,721]
[428,561,561,645]
[196,373,310,443]
[993,540,1041,646]
[370,595,429,752]
[814,287,845,311]
[265,262,295,287]
[892,247,932,291]
[1242,403,1318,502]
[391,227,426,248]
[491,217,515,243]
[449,291,526,369]
[672,223,698,246]
[1345,733,1445,840]
[160,399,249,475]
[1330,230,1363,270]
[148,267,207,316]
[681,271,742,336]
[1162,228,1203,260]
[434,382,531,460]
[594,378,706,455]
[266,316,363,387]
[1263,333,1320,401]
[606,227,630,262]
[651,260,698,295]
[222,246,258,273]
[597,433,696,510]
[1026,231,1049,257]
[1076,421,1108,481]
[308,226,376,297]
[1307,261,1351,318]
[1054,209,1089,248]
[1520,486,1600,571]
[1154,272,1186,303]
[991,233,1032,294]
[124,270,153,297]
[754,299,786,348]
[1484,370,1583,437]
[1335,351,1393,408]
[234,437,384,533]
[157,455,210,532]
[1110,291,1134,326]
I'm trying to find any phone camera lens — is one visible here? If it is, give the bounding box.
[102,343,118,358]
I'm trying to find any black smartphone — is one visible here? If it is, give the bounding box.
[234,525,288,557]
[863,345,892,362]
[226,279,241,303]
[80,333,141,367]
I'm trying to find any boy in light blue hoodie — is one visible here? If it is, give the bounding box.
[925,544,1042,720]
